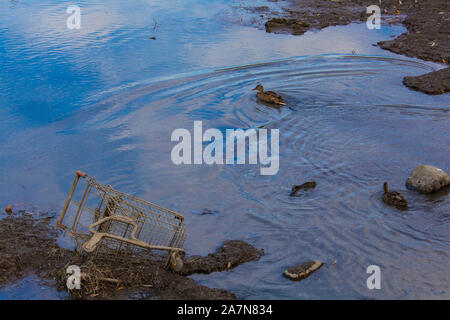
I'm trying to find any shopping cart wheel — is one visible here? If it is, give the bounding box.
[169,251,184,272]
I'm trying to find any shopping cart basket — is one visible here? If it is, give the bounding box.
[57,171,186,271]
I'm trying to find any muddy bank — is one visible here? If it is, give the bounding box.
[403,67,450,95]
[57,251,238,299]
[181,240,264,276]
[0,213,263,299]
[0,212,71,286]
[257,0,449,94]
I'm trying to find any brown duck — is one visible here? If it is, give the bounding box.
[253,84,286,106]
[382,182,408,208]
[290,181,316,196]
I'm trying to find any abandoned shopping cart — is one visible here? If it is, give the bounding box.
[57,171,186,271]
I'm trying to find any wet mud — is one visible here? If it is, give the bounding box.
[256,0,449,94]
[402,61,450,94]
[0,213,263,300]
[181,240,264,276]
[0,212,71,287]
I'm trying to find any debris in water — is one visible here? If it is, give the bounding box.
[52,172,264,299]
[57,171,187,272]
[202,208,219,215]
[284,260,324,281]
[0,212,261,299]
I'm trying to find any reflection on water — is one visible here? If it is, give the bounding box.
[0,0,449,299]
[0,275,63,300]
[0,0,409,129]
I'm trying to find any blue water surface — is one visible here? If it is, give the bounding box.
[0,0,449,299]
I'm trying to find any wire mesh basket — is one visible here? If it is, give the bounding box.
[57,171,186,270]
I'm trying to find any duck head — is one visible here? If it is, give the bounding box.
[383,182,389,194]
[252,84,264,93]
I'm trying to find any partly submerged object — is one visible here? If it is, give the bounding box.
[290,181,316,196]
[253,84,286,106]
[382,182,408,208]
[284,260,324,281]
[57,171,186,271]
[406,165,450,193]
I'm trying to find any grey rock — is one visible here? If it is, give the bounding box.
[406,165,450,193]
[284,260,324,281]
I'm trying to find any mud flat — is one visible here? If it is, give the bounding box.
[257,0,449,94]
[0,213,263,299]
[0,213,71,286]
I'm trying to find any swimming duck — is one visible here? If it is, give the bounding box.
[290,181,316,196]
[382,182,408,208]
[253,84,286,106]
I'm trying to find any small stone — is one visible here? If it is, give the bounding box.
[284,260,324,281]
[406,165,450,193]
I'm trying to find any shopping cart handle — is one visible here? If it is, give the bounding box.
[83,215,185,254]
[57,170,88,229]
[84,215,149,253]
[84,233,104,252]
[76,170,87,178]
